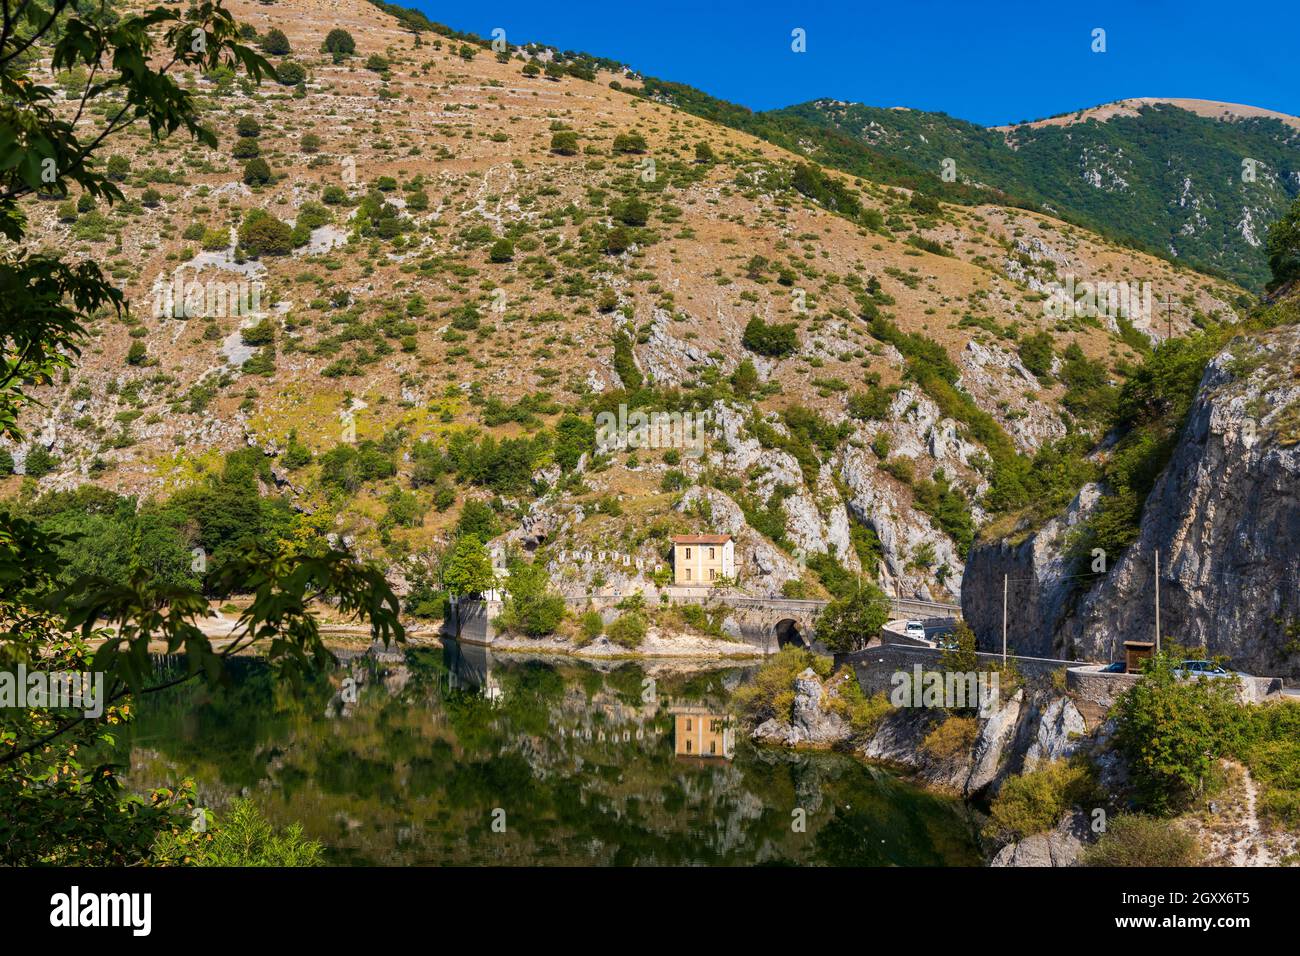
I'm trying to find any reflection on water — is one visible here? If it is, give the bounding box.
[671,705,735,760]
[118,641,983,866]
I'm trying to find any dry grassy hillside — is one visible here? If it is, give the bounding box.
[7,0,1249,604]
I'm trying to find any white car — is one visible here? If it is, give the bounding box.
[1173,659,1238,680]
[904,620,926,641]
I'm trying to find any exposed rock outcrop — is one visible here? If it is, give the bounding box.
[857,688,1086,799]
[751,667,852,747]
[963,324,1300,676]
[990,809,1091,867]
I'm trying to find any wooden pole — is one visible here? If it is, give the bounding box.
[1154,549,1161,654]
[1002,573,1008,666]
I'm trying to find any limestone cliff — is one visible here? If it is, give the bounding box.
[963,322,1300,676]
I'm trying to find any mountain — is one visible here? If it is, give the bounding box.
[774,98,1300,290]
[6,0,1272,626]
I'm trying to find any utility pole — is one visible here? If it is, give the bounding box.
[1161,293,1176,343]
[1154,549,1161,654]
[1002,573,1008,667]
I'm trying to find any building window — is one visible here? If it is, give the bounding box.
[709,568,716,580]
[685,568,692,581]
[684,547,691,559]
[709,547,715,559]
[685,738,692,753]
[685,719,692,731]
[709,741,717,754]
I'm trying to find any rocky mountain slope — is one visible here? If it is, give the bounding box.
[4,0,1250,608]
[776,98,1300,290]
[963,316,1300,675]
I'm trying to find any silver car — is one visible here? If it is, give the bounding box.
[1173,659,1236,679]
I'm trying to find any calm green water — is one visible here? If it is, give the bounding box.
[118,642,983,866]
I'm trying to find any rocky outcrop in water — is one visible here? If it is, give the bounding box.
[857,688,1087,798]
[963,324,1300,676]
[990,809,1091,867]
[752,668,853,747]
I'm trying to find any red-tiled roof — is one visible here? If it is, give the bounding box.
[672,534,732,544]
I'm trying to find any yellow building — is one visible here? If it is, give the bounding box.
[671,534,735,586]
[670,705,734,759]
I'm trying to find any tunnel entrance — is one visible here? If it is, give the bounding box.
[775,619,805,649]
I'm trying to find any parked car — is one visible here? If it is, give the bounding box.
[933,632,958,651]
[904,620,926,641]
[1173,659,1236,679]
[1100,661,1126,673]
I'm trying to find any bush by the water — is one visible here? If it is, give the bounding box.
[921,714,978,761]
[983,759,1097,842]
[1081,814,1201,867]
[732,645,832,726]
[606,611,647,648]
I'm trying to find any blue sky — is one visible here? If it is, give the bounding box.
[416,0,1299,126]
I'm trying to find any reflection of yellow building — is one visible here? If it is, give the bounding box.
[670,704,734,759]
[671,534,734,586]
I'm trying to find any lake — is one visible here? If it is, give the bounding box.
[118,642,984,866]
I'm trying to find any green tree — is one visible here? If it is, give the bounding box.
[498,558,566,636]
[1266,196,1300,290]
[813,583,890,653]
[242,156,272,185]
[442,535,496,640]
[321,28,356,56]
[238,208,292,256]
[260,28,291,55]
[1114,652,1242,814]
[612,131,647,154]
[1017,330,1055,380]
[274,60,305,85]
[742,316,798,358]
[550,130,579,155]
[0,2,402,865]
[939,620,979,673]
[730,358,759,397]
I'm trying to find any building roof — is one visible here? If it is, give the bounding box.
[672,534,732,545]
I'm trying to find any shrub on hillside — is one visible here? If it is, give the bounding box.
[274,60,305,85]
[612,131,647,154]
[1114,653,1242,815]
[550,130,578,155]
[742,316,798,358]
[237,209,292,256]
[260,28,290,55]
[242,157,272,185]
[321,28,356,56]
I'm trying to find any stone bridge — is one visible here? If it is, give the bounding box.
[447,590,959,654]
[701,594,960,653]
